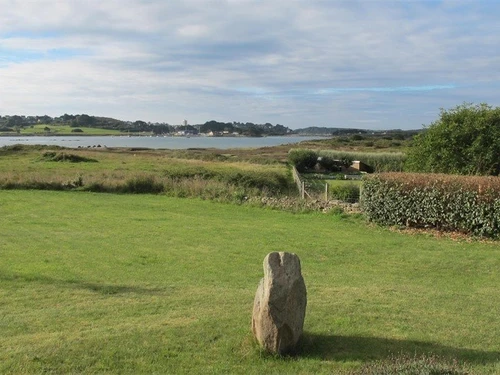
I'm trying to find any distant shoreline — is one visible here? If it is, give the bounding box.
[0,133,325,138]
[0,135,329,150]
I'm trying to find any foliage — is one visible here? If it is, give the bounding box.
[318,155,342,172]
[288,149,318,172]
[329,182,360,202]
[319,150,405,172]
[361,172,500,238]
[406,103,500,176]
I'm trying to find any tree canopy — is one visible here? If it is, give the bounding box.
[406,103,500,176]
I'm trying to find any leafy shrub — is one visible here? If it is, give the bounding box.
[406,103,500,176]
[329,183,360,202]
[288,149,318,172]
[318,156,342,172]
[361,173,500,238]
[350,134,364,141]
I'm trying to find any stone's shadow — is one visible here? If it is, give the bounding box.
[297,333,500,364]
[0,270,165,295]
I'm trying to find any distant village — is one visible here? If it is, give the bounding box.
[0,113,420,138]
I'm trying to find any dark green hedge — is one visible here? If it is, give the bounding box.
[360,173,500,238]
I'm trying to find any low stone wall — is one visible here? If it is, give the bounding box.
[247,196,361,214]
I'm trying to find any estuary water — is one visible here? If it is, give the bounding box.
[0,135,327,149]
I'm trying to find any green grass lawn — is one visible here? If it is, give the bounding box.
[1,190,499,374]
[19,124,123,135]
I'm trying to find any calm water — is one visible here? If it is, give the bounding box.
[0,135,327,149]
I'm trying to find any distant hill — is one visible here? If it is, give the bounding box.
[294,127,423,138]
[294,127,370,135]
[0,114,292,136]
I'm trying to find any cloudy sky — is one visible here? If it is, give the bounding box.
[1,0,499,129]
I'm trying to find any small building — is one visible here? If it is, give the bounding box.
[349,161,372,173]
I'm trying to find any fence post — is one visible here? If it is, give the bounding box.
[301,181,305,199]
[325,183,328,202]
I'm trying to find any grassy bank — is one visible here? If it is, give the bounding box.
[1,190,499,374]
[0,146,293,198]
[16,124,123,135]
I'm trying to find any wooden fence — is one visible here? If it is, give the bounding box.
[292,167,334,201]
[293,166,320,200]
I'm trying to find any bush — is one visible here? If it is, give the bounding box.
[361,173,500,238]
[318,156,341,172]
[288,149,318,172]
[406,103,500,176]
[329,183,360,202]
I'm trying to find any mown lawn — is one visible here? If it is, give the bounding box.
[0,190,499,374]
[19,124,123,135]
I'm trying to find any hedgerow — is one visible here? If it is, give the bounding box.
[360,173,500,238]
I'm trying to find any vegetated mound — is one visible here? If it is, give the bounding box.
[41,151,98,163]
[0,144,65,154]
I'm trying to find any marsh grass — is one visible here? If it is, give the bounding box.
[1,190,499,374]
[0,146,294,199]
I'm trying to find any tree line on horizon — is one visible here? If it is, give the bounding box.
[0,113,421,137]
[0,114,296,136]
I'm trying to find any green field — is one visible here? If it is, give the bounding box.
[19,124,123,135]
[1,190,499,374]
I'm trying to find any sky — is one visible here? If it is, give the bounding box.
[1,0,499,130]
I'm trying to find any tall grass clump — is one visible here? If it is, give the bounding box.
[41,151,98,163]
[319,150,406,172]
[361,172,500,238]
[121,174,164,194]
[349,353,471,375]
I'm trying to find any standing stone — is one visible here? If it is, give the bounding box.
[251,252,307,354]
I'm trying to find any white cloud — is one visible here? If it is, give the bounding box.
[1,0,499,128]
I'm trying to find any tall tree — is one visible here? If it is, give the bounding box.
[406,103,500,176]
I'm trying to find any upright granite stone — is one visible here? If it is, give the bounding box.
[251,252,307,354]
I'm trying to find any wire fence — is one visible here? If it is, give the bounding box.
[292,166,311,199]
[292,166,360,203]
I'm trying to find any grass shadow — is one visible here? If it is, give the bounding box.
[297,333,500,365]
[0,270,165,295]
